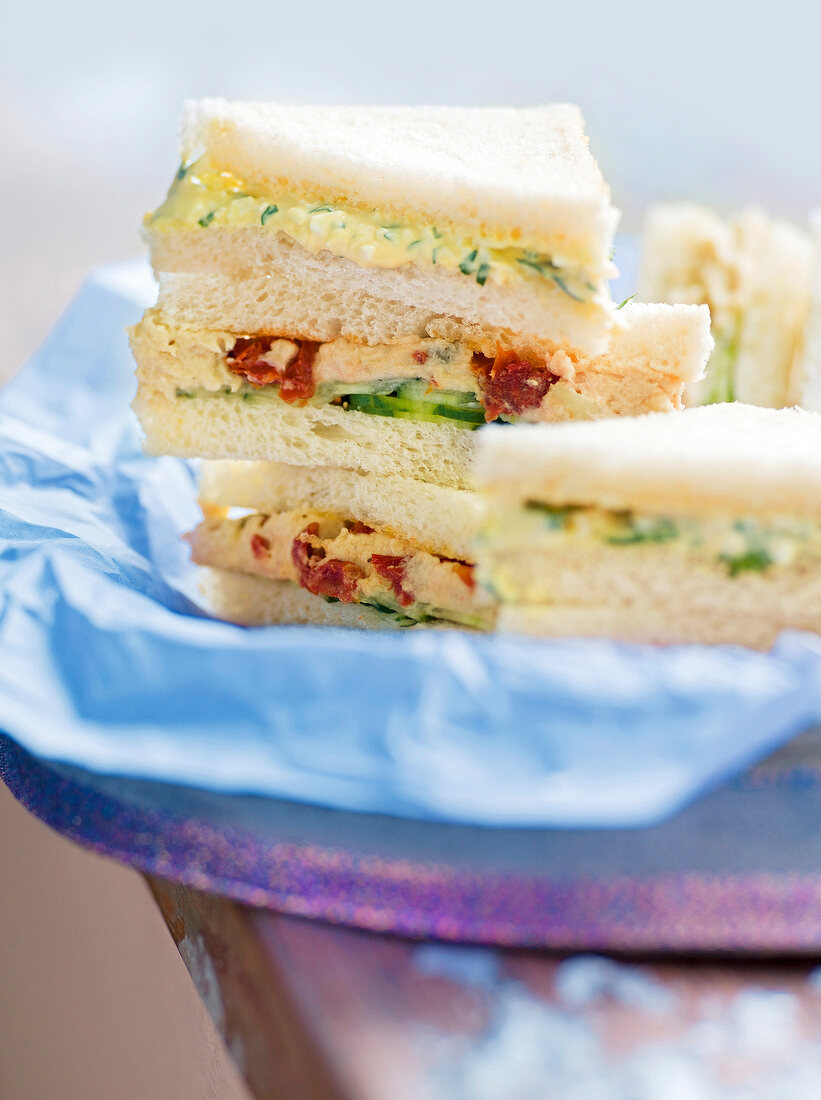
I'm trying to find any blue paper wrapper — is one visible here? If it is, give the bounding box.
[1,258,821,828]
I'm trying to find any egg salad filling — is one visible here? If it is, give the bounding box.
[484,502,821,576]
[189,510,497,630]
[148,160,602,302]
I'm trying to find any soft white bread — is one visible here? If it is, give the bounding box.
[150,229,613,357]
[735,208,813,408]
[594,301,710,390]
[180,100,619,268]
[474,404,821,519]
[790,209,821,410]
[201,568,402,629]
[134,384,476,489]
[639,203,738,327]
[199,461,483,560]
[496,601,817,650]
[639,202,812,408]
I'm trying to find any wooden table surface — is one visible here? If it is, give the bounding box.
[147,875,821,1100]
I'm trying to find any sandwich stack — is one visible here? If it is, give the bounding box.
[131,99,711,631]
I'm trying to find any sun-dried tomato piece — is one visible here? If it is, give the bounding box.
[347,520,375,535]
[370,553,414,607]
[412,350,429,365]
[226,337,318,402]
[471,348,558,421]
[452,561,476,590]
[291,525,364,603]
[279,340,319,403]
[227,337,278,386]
[250,533,271,559]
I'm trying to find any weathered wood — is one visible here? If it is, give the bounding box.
[148,876,821,1100]
[146,876,346,1100]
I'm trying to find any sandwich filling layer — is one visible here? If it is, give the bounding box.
[191,510,497,630]
[480,501,821,604]
[148,160,605,304]
[134,309,693,431]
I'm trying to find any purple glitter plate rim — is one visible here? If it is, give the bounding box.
[4,734,821,953]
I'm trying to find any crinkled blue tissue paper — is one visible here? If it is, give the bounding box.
[1,257,821,828]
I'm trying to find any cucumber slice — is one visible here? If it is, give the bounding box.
[346,392,485,428]
[395,380,480,408]
[317,378,409,399]
[361,599,491,631]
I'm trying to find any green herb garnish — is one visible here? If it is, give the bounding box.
[261,204,279,224]
[459,249,479,276]
[720,548,774,577]
[552,275,585,303]
[524,502,583,530]
[198,211,216,227]
[606,517,679,545]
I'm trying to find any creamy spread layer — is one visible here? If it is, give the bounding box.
[190,510,497,630]
[137,312,622,427]
[480,503,821,601]
[147,160,603,302]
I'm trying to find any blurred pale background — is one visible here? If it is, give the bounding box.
[3,1,821,1096]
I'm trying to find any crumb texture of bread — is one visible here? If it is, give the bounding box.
[200,568,400,629]
[148,229,614,356]
[198,461,483,560]
[790,209,821,410]
[638,202,813,409]
[180,100,619,265]
[474,404,821,518]
[133,385,476,489]
[605,302,711,387]
[497,601,818,651]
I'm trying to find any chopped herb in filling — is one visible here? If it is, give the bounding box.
[149,158,601,301]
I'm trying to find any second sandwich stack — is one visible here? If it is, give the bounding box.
[131,99,712,629]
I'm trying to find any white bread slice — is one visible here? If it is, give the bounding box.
[639,203,812,408]
[639,203,738,328]
[149,228,612,357]
[179,100,619,269]
[474,404,821,519]
[734,208,813,408]
[789,209,821,410]
[496,601,816,650]
[198,461,483,561]
[201,568,402,629]
[134,383,476,488]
